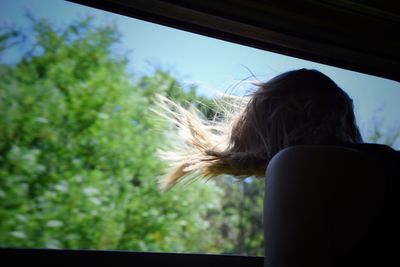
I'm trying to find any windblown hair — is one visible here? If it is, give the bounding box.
[155,69,362,189]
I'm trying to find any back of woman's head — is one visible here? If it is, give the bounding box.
[157,69,362,189]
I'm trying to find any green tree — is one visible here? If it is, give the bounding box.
[213,176,264,256]
[0,17,225,252]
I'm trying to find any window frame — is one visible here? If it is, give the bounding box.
[67,0,400,82]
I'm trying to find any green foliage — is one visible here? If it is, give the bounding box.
[213,177,264,255]
[0,17,226,252]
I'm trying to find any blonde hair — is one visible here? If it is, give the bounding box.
[155,69,362,189]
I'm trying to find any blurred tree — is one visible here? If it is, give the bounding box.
[0,17,224,253]
[214,176,264,256]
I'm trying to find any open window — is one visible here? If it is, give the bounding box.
[1,0,399,265]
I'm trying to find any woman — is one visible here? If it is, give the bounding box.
[156,69,399,266]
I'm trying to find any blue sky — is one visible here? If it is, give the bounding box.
[1,0,399,147]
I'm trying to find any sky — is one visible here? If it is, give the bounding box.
[1,0,399,147]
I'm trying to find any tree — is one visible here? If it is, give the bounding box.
[211,176,264,256]
[0,17,225,252]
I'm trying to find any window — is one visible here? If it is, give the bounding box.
[0,0,398,263]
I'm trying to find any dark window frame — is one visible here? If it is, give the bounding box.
[0,248,263,266]
[68,0,400,82]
